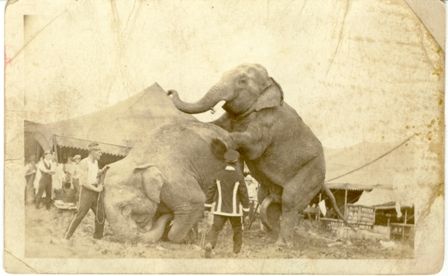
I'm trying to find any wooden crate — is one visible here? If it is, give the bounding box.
[320,218,344,232]
[390,223,415,241]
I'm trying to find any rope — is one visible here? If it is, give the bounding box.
[95,167,109,225]
[326,134,415,183]
[95,191,105,225]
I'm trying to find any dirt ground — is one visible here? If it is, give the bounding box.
[25,206,413,259]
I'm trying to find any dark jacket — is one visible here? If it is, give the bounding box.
[204,166,250,217]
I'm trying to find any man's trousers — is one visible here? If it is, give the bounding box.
[206,215,243,253]
[64,187,105,239]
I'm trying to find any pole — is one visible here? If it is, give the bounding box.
[344,189,348,218]
[52,135,59,163]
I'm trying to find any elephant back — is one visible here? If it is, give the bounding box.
[125,121,229,169]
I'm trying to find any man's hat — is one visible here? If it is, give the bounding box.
[72,154,81,161]
[88,142,101,152]
[224,149,240,164]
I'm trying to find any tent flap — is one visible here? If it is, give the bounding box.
[54,135,130,157]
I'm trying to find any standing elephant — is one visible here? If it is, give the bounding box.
[103,121,236,243]
[168,64,347,245]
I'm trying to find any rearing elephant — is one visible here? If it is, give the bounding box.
[168,64,347,245]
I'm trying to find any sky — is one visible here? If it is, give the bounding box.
[15,0,444,148]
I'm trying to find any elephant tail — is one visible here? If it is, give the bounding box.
[322,183,357,232]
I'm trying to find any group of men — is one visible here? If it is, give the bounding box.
[25,141,257,257]
[24,151,82,209]
[25,143,108,240]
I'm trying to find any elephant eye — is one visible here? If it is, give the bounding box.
[238,78,247,85]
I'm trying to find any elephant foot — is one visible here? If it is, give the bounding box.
[260,195,282,234]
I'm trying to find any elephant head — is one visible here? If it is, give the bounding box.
[103,162,172,243]
[169,64,284,116]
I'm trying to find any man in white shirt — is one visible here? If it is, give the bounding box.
[35,151,56,209]
[24,155,37,205]
[64,142,107,240]
[245,174,259,203]
[69,154,82,201]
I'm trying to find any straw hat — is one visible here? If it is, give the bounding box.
[88,142,101,152]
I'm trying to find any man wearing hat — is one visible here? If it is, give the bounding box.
[35,151,56,209]
[203,148,250,258]
[64,142,107,240]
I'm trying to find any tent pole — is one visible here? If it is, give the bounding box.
[52,135,59,163]
[344,189,348,218]
[404,209,408,225]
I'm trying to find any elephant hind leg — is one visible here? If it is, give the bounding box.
[278,155,325,245]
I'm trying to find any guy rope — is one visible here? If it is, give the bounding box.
[326,134,415,183]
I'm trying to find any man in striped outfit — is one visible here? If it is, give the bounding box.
[204,149,250,258]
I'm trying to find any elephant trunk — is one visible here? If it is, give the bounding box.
[169,84,235,114]
[104,193,173,242]
[105,205,173,243]
[139,214,173,242]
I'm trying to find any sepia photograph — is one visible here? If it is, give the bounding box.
[3,0,445,274]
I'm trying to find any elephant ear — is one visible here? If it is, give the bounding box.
[210,138,228,160]
[134,164,164,204]
[254,78,284,111]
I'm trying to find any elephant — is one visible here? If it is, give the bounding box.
[168,63,349,245]
[103,121,237,243]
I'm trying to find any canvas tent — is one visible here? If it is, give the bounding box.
[24,83,194,164]
[321,139,418,214]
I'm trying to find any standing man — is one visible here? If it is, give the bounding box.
[245,173,259,203]
[64,142,107,240]
[204,149,250,258]
[24,155,37,205]
[35,151,55,209]
[71,154,82,201]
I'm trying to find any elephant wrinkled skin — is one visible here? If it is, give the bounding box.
[103,121,234,243]
[169,64,347,245]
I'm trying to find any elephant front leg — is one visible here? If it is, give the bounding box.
[167,202,204,243]
[165,176,206,243]
[230,125,270,160]
[277,156,325,247]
